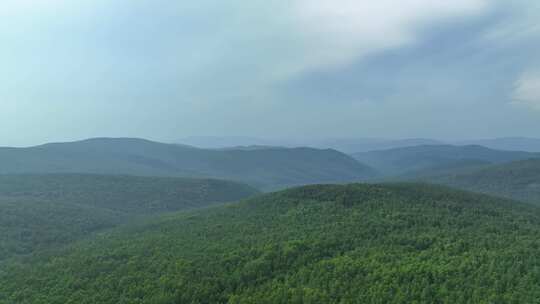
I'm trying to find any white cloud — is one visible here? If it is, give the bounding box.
[290,0,490,71]
[513,73,540,110]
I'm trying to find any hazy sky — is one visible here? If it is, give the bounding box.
[1,0,539,146]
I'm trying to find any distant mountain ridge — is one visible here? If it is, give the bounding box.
[178,136,540,153]
[352,144,540,177]
[178,136,444,153]
[0,138,376,190]
[314,138,444,153]
[455,137,540,152]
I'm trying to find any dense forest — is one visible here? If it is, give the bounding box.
[426,159,540,205]
[0,174,258,265]
[2,183,540,303]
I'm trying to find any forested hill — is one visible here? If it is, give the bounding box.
[0,174,258,264]
[0,174,258,214]
[3,183,540,303]
[426,159,540,205]
[352,144,538,176]
[0,138,376,190]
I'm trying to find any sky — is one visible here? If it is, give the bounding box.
[1,0,539,146]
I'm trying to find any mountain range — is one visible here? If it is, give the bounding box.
[178,136,540,153]
[0,138,376,191]
[352,145,539,177]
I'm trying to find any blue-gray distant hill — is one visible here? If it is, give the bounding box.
[314,138,444,153]
[0,138,376,190]
[179,136,444,153]
[456,137,540,152]
[352,145,539,177]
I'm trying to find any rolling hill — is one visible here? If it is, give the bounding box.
[2,183,540,303]
[352,144,539,177]
[0,138,376,190]
[0,174,258,264]
[426,159,540,204]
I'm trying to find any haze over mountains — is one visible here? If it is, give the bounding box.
[456,138,540,153]
[0,138,376,191]
[352,145,540,177]
[2,137,539,193]
[179,136,540,153]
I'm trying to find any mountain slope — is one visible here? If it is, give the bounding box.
[0,174,258,214]
[426,159,540,204]
[0,198,120,263]
[0,174,258,264]
[0,138,376,190]
[352,144,538,177]
[3,184,540,303]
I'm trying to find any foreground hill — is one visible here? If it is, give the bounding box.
[426,159,540,204]
[352,144,538,177]
[3,184,540,303]
[0,138,376,190]
[0,174,258,263]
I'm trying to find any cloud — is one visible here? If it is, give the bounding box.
[513,73,540,110]
[1,0,539,146]
[481,0,540,43]
[289,0,490,72]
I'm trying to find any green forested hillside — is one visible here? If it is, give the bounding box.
[3,183,540,303]
[352,145,538,177]
[0,174,258,214]
[397,159,491,179]
[427,159,540,204]
[0,174,258,264]
[0,138,376,190]
[0,198,120,263]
